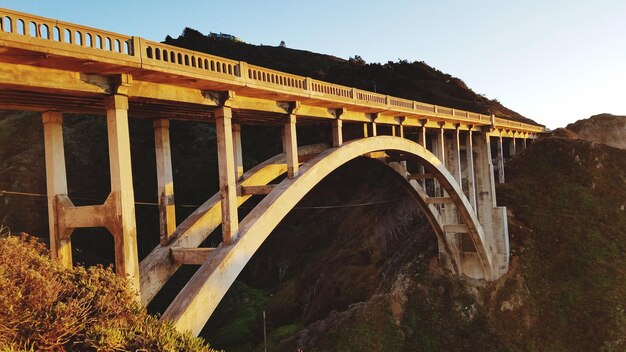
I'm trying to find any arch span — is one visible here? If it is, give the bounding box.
[162,136,496,335]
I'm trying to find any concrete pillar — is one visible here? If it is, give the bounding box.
[465,130,477,212]
[418,125,426,147]
[474,132,497,213]
[332,119,343,147]
[398,124,404,139]
[510,135,517,156]
[283,114,298,178]
[437,124,446,168]
[215,106,239,245]
[153,119,176,246]
[418,125,427,188]
[435,125,445,197]
[451,126,462,184]
[363,123,369,137]
[522,136,528,149]
[473,130,509,277]
[233,123,244,179]
[443,128,461,223]
[371,122,377,136]
[497,134,505,184]
[42,111,72,268]
[105,94,140,293]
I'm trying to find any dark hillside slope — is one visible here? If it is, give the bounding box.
[165,28,538,125]
[494,136,626,351]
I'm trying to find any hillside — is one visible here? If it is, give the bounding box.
[565,113,626,149]
[164,28,540,126]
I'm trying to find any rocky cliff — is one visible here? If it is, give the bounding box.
[565,113,626,149]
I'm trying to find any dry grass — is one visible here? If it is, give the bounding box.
[0,232,219,352]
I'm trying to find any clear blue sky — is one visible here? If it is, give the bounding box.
[4,0,625,129]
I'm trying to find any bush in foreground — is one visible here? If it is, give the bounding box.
[0,233,219,351]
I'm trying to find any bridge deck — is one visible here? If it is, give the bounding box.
[0,8,542,133]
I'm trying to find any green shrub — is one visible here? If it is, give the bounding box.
[0,233,219,352]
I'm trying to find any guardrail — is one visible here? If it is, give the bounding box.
[246,64,307,90]
[0,8,134,57]
[0,7,543,133]
[141,39,241,80]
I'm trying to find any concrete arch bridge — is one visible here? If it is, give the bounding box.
[0,8,543,335]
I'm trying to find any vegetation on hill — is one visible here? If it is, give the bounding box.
[495,136,626,351]
[0,231,219,351]
[164,28,539,126]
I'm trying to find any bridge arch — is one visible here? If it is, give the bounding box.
[162,136,495,335]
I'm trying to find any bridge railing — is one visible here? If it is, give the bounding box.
[0,8,136,61]
[494,117,543,132]
[245,64,307,92]
[388,96,414,110]
[0,7,544,133]
[140,39,242,81]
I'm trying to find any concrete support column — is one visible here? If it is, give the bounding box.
[417,125,427,188]
[153,119,176,246]
[474,132,497,212]
[371,122,377,136]
[451,126,462,184]
[215,106,239,245]
[435,125,446,197]
[233,123,244,179]
[42,111,72,268]
[473,130,509,277]
[497,133,505,184]
[522,137,528,149]
[332,119,343,147]
[418,125,426,147]
[443,127,461,223]
[510,135,517,156]
[363,123,369,137]
[283,114,298,178]
[105,94,140,292]
[398,124,404,139]
[437,124,446,168]
[465,130,477,212]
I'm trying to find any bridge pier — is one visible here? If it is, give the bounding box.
[510,134,517,156]
[233,123,244,179]
[105,94,141,292]
[465,128,477,212]
[473,131,509,277]
[153,119,176,245]
[496,132,505,184]
[216,106,239,244]
[417,122,427,188]
[42,111,72,268]
[283,114,299,178]
[332,119,343,147]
